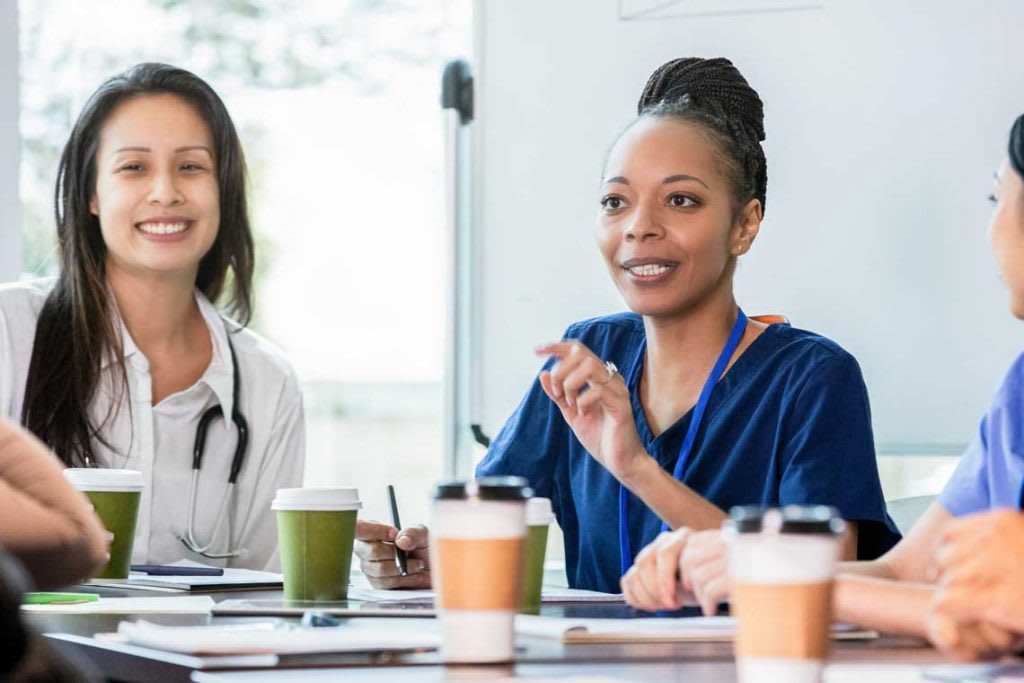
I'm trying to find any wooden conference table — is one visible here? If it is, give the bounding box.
[25,584,954,683]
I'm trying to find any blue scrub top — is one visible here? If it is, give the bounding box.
[476,313,901,593]
[940,351,1024,516]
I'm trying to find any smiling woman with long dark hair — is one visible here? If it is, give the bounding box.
[0,63,304,570]
[354,57,900,594]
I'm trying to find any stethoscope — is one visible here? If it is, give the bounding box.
[618,309,748,576]
[179,331,250,559]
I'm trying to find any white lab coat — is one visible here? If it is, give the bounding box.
[0,280,305,570]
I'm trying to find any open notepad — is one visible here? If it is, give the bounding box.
[515,615,878,644]
[107,618,440,655]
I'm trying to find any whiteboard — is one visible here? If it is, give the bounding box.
[472,0,1024,452]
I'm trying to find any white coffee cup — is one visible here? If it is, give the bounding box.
[430,476,532,663]
[725,505,845,683]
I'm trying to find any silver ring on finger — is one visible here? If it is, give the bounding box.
[597,360,619,385]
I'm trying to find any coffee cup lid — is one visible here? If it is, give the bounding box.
[726,505,845,536]
[64,468,144,492]
[272,488,362,511]
[433,476,533,502]
[526,497,555,525]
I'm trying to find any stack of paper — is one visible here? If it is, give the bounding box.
[346,574,622,604]
[516,615,877,644]
[111,618,440,655]
[22,596,215,614]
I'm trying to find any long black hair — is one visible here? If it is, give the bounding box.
[22,62,255,467]
[636,57,768,217]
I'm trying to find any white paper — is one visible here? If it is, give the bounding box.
[129,560,281,587]
[22,596,215,614]
[537,587,624,603]
[516,615,872,643]
[347,574,621,604]
[115,617,440,655]
[824,664,926,682]
[516,614,737,642]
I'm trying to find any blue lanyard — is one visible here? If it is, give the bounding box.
[618,309,748,576]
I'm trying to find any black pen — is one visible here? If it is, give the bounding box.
[130,564,224,576]
[387,484,408,576]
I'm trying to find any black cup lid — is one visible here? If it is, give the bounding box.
[727,505,845,535]
[433,476,533,501]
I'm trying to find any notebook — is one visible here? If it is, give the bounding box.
[21,596,215,614]
[85,561,282,592]
[515,614,878,644]
[107,618,440,655]
[346,574,623,604]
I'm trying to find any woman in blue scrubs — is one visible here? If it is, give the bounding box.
[354,57,899,593]
[473,57,899,594]
[622,113,1024,660]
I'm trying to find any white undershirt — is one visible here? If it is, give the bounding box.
[0,280,305,570]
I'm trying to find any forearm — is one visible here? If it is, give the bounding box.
[837,558,900,580]
[0,422,108,587]
[834,573,932,638]
[620,455,726,531]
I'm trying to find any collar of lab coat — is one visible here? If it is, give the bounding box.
[102,290,237,419]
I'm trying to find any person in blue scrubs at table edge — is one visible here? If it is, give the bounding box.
[622,113,1024,661]
[353,57,900,593]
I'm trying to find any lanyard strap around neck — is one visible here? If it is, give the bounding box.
[618,309,748,576]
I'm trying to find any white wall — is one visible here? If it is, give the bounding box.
[473,0,1024,452]
[0,0,19,281]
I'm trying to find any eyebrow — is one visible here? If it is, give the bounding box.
[604,174,710,189]
[111,145,213,156]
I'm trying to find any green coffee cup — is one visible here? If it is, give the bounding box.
[64,468,144,579]
[520,497,555,611]
[273,488,361,601]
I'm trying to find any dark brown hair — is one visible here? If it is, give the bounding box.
[637,57,768,216]
[22,63,254,467]
[1010,113,1024,182]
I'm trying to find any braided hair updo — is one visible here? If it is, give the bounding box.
[637,57,767,216]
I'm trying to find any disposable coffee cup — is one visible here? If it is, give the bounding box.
[272,488,361,601]
[725,505,845,683]
[520,497,555,612]
[431,476,532,663]
[64,468,144,579]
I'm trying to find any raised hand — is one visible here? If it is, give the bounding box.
[536,340,648,482]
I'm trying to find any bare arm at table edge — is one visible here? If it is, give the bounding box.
[832,503,955,638]
[0,420,108,589]
[834,573,933,637]
[838,502,953,582]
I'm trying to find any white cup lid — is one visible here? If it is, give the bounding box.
[272,487,362,511]
[64,468,144,492]
[527,497,555,526]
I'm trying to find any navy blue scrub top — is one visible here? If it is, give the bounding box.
[476,313,901,593]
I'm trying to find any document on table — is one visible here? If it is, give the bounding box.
[921,662,1024,681]
[21,596,215,614]
[346,574,622,604]
[110,617,440,655]
[85,560,282,592]
[824,664,926,682]
[516,615,877,644]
